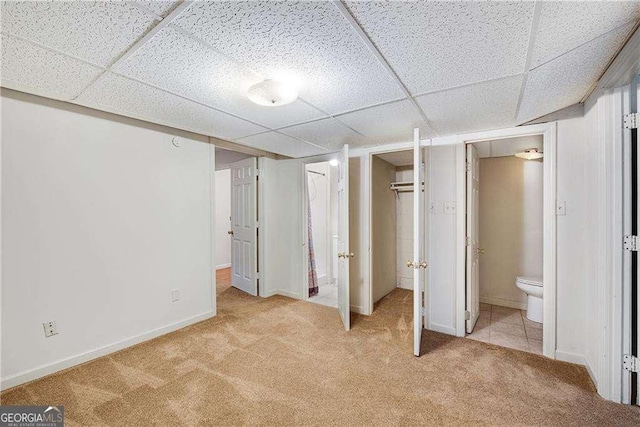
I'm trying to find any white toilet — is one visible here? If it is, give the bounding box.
[515,276,543,323]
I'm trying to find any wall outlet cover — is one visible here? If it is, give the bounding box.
[43,321,58,338]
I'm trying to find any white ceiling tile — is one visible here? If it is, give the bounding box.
[532,1,640,68]
[76,73,267,140]
[1,35,103,101]
[1,1,158,66]
[134,1,180,18]
[345,1,534,95]
[236,132,328,158]
[336,100,435,144]
[517,22,636,124]
[114,27,326,129]
[280,118,371,151]
[172,1,404,114]
[416,75,523,136]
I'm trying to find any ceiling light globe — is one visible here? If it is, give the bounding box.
[247,79,298,107]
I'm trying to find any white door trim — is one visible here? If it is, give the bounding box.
[453,122,557,359]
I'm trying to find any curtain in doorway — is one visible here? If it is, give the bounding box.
[307,176,319,297]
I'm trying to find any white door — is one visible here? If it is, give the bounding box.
[466,144,480,333]
[412,129,427,356]
[230,157,258,296]
[337,145,351,331]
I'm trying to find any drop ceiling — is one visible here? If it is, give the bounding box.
[2,1,638,158]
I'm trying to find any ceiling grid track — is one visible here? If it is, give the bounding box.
[331,0,440,137]
[513,1,542,125]
[72,0,194,102]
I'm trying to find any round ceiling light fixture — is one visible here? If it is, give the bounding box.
[515,148,543,160]
[247,79,298,107]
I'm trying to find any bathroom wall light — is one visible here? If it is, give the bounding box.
[329,159,339,167]
[515,148,543,160]
[247,79,298,107]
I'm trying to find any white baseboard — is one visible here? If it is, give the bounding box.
[585,360,598,388]
[216,263,231,270]
[350,305,365,314]
[0,311,214,391]
[555,350,587,367]
[480,296,527,310]
[427,323,457,336]
[273,289,302,300]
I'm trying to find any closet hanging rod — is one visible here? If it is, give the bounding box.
[307,170,325,176]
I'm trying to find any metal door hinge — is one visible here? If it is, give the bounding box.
[466,161,472,173]
[466,236,471,246]
[623,354,640,372]
[422,307,427,317]
[623,113,638,129]
[255,169,260,177]
[624,235,639,251]
[255,272,261,280]
[465,310,471,320]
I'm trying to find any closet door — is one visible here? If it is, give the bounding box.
[337,144,351,331]
[413,129,427,356]
[230,157,258,296]
[466,144,480,333]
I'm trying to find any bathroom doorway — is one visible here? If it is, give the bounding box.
[465,136,544,354]
[304,161,339,308]
[456,123,558,359]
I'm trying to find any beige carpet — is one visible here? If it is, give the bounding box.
[2,287,640,425]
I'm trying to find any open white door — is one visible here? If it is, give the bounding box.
[337,144,351,331]
[466,144,480,333]
[412,129,427,356]
[230,157,258,296]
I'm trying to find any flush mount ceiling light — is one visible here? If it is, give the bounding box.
[247,79,298,107]
[515,148,543,160]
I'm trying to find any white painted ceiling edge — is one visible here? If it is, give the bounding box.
[1,1,638,157]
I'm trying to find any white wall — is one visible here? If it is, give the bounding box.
[215,169,231,269]
[371,156,397,302]
[478,156,543,309]
[1,92,214,388]
[554,116,588,365]
[396,168,413,290]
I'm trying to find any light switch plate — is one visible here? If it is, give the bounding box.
[557,201,567,216]
[444,202,457,215]
[43,321,58,338]
[171,289,180,302]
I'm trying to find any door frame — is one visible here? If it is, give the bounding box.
[365,141,430,317]
[298,153,343,301]
[454,122,557,359]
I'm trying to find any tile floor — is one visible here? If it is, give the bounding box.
[466,303,543,354]
[308,282,338,308]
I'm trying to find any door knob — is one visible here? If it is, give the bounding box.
[228,230,234,235]
[338,252,344,259]
[476,248,484,254]
[347,252,354,258]
[407,260,415,268]
[419,261,427,269]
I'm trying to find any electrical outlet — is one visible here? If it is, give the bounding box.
[43,321,58,338]
[171,289,180,302]
[444,202,457,214]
